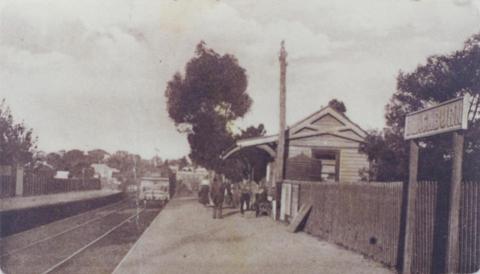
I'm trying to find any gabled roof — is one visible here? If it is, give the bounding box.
[287,105,368,140]
[221,106,368,160]
[237,106,367,146]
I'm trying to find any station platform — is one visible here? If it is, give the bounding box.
[0,189,121,213]
[113,197,393,274]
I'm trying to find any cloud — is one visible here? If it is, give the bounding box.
[0,0,479,158]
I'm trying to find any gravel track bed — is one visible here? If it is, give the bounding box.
[50,208,161,274]
[0,199,130,256]
[0,200,144,274]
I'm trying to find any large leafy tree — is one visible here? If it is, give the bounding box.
[0,99,37,165]
[360,129,408,181]
[106,151,139,182]
[165,42,251,173]
[362,32,480,181]
[46,152,63,170]
[62,149,94,178]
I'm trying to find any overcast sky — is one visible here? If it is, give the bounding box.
[1,0,480,159]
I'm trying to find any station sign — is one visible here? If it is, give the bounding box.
[404,96,469,140]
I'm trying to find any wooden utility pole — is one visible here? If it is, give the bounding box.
[275,41,287,219]
[402,140,419,273]
[445,131,464,273]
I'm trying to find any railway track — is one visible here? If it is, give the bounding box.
[0,198,130,258]
[0,197,161,274]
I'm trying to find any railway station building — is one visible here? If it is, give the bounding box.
[222,105,370,220]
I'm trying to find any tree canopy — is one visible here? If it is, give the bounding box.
[60,149,94,178]
[362,32,480,181]
[0,99,36,165]
[87,149,109,164]
[328,99,347,114]
[165,42,252,173]
[166,156,189,170]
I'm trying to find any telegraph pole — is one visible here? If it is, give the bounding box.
[133,156,140,226]
[275,41,287,220]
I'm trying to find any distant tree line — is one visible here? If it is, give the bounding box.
[41,149,186,183]
[0,99,187,185]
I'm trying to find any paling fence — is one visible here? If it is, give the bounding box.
[459,181,480,273]
[293,181,403,268]
[411,181,438,274]
[410,181,480,274]
[23,172,101,196]
[0,175,15,198]
[286,180,480,274]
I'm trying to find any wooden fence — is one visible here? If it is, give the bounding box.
[290,180,480,274]
[409,181,480,274]
[0,175,15,198]
[294,181,403,268]
[411,181,438,274]
[459,181,480,274]
[23,172,101,196]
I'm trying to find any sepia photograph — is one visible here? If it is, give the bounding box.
[1,0,480,273]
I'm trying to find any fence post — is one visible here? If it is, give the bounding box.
[445,131,464,273]
[403,140,419,273]
[15,166,24,196]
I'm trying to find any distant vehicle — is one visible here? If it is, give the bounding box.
[127,184,138,192]
[139,176,170,206]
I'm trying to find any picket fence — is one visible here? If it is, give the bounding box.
[23,172,101,196]
[0,175,15,198]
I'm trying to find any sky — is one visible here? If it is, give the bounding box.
[1,0,480,159]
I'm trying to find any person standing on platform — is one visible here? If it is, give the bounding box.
[250,181,259,206]
[231,182,240,208]
[199,175,210,206]
[211,177,226,219]
[225,182,233,208]
[239,179,252,215]
[254,182,268,217]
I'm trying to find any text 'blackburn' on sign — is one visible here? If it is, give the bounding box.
[404,96,470,140]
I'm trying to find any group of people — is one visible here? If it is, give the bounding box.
[198,175,269,219]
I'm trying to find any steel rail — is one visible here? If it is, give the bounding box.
[40,209,145,274]
[0,199,131,258]
[1,197,127,242]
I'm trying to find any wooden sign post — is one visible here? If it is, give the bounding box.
[445,131,464,272]
[402,140,419,273]
[402,96,469,274]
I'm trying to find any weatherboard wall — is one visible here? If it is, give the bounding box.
[286,134,368,182]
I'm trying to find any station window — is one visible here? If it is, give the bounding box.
[312,150,339,182]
